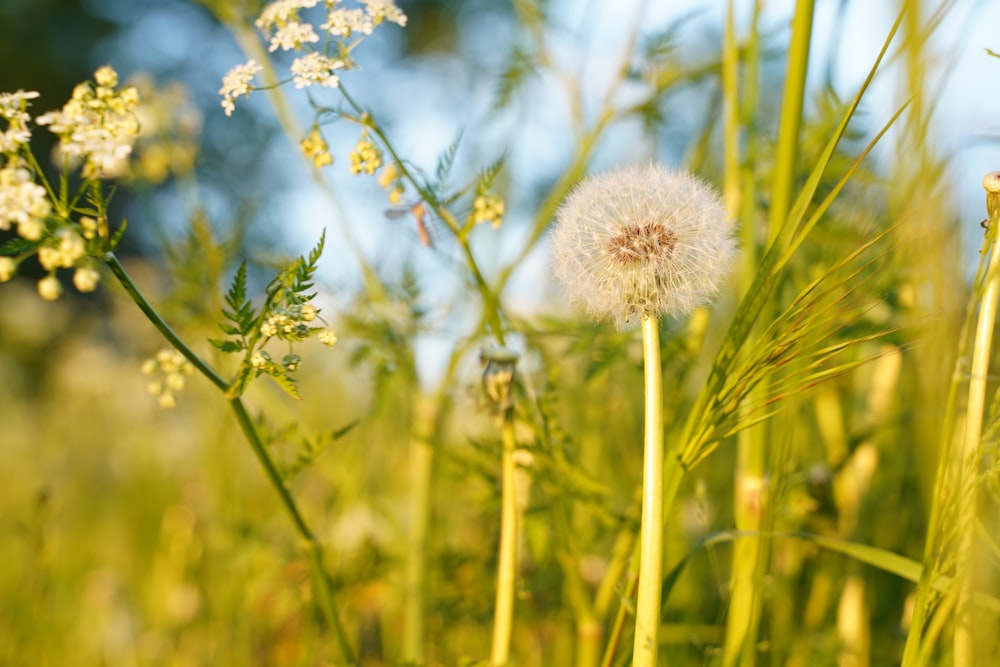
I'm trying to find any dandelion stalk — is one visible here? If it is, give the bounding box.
[632,314,665,666]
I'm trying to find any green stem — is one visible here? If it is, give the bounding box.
[104,253,356,665]
[104,253,228,392]
[402,405,434,663]
[632,315,665,667]
[490,413,519,666]
[953,213,1000,666]
[602,456,683,667]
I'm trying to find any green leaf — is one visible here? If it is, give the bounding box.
[108,217,128,251]
[269,370,301,400]
[208,338,244,353]
[435,131,463,184]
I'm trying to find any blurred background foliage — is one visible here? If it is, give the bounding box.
[1,0,999,666]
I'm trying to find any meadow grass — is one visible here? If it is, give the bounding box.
[1,0,999,665]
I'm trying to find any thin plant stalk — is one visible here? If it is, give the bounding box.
[724,0,813,663]
[953,203,1000,666]
[632,315,665,667]
[491,412,519,665]
[103,253,356,665]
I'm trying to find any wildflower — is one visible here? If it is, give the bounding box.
[0,164,50,240]
[319,328,338,347]
[473,193,505,228]
[256,0,320,34]
[0,257,16,282]
[251,350,270,368]
[551,163,736,328]
[300,303,317,321]
[38,228,86,271]
[322,8,373,36]
[282,353,302,371]
[73,267,100,292]
[79,215,106,240]
[362,0,407,27]
[36,67,141,178]
[261,319,278,338]
[267,21,319,52]
[349,134,382,175]
[37,275,62,301]
[141,348,194,408]
[290,52,343,89]
[93,65,118,88]
[219,60,262,116]
[0,90,40,153]
[300,128,333,168]
[378,163,404,204]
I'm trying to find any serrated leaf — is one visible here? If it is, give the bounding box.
[270,370,302,400]
[494,44,537,109]
[434,131,463,185]
[1,237,40,255]
[108,217,128,251]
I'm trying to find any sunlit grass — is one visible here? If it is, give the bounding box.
[2,0,1000,665]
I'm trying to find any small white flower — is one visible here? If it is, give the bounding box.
[290,52,343,89]
[219,60,262,116]
[35,68,140,178]
[0,165,51,238]
[267,21,319,52]
[0,90,40,153]
[73,267,100,292]
[0,256,16,282]
[322,8,373,36]
[37,274,62,301]
[551,163,736,328]
[319,329,338,348]
[362,0,407,27]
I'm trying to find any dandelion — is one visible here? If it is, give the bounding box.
[550,162,736,667]
[551,163,736,329]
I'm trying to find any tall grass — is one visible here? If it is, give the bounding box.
[2,0,1000,665]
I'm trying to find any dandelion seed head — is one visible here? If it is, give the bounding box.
[551,163,736,328]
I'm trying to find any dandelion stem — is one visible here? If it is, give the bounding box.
[490,411,519,665]
[632,315,665,667]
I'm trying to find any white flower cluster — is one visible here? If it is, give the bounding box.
[141,348,195,409]
[35,66,141,178]
[220,0,406,115]
[0,164,50,241]
[0,67,138,299]
[0,91,39,152]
